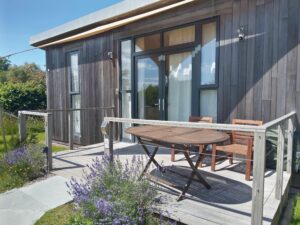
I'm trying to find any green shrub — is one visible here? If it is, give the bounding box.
[0,82,46,114]
[291,194,300,225]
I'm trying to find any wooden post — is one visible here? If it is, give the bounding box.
[0,108,8,153]
[287,118,294,174]
[101,120,114,162]
[45,113,53,170]
[18,112,26,143]
[108,121,114,162]
[251,131,266,225]
[68,110,74,150]
[275,123,284,200]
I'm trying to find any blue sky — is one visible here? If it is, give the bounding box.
[0,0,122,70]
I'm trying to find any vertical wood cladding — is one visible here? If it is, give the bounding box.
[46,33,116,145]
[46,0,300,144]
[114,0,300,124]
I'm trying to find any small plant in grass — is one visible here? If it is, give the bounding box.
[68,155,176,225]
[291,194,300,225]
[0,144,46,192]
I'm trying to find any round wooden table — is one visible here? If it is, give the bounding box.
[126,125,229,200]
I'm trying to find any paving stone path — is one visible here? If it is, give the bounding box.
[0,176,72,225]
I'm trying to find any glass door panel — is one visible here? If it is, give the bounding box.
[166,51,192,121]
[136,56,160,120]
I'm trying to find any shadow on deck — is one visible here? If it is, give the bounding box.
[52,142,289,225]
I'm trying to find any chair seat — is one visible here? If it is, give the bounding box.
[216,144,249,155]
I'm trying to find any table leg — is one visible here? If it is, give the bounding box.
[139,146,159,180]
[138,138,166,173]
[178,147,211,201]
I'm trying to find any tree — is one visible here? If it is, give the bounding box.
[0,57,10,71]
[0,61,46,114]
[5,63,45,84]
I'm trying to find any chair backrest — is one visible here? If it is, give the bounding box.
[189,116,213,123]
[231,119,263,145]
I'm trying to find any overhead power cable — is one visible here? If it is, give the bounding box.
[1,47,39,58]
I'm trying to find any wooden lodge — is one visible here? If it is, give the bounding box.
[30,0,300,146]
[28,1,300,224]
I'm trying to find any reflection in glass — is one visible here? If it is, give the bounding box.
[167,52,192,121]
[137,56,160,120]
[121,40,132,140]
[121,40,132,91]
[70,51,79,92]
[201,22,216,85]
[72,94,81,135]
[135,33,160,52]
[164,25,195,47]
[200,89,217,122]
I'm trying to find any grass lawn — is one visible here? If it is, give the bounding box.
[291,194,300,225]
[36,132,68,152]
[34,203,75,225]
[0,132,68,156]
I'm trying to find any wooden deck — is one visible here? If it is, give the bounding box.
[52,142,290,225]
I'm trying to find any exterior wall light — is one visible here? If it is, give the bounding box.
[108,51,113,60]
[237,26,245,41]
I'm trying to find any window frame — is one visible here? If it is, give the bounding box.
[119,16,220,121]
[67,51,81,95]
[66,50,81,137]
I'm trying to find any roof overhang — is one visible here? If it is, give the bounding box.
[31,0,193,48]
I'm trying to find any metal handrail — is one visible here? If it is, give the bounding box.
[262,111,296,129]
[103,117,266,132]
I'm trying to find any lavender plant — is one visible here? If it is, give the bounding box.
[68,154,176,225]
[3,144,45,180]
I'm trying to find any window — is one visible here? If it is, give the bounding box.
[200,89,217,121]
[164,25,195,47]
[68,51,81,136]
[135,33,160,52]
[199,21,218,121]
[121,40,132,140]
[200,22,217,85]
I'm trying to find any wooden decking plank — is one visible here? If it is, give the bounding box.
[52,142,291,225]
[157,191,252,225]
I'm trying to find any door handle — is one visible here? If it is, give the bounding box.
[158,99,161,111]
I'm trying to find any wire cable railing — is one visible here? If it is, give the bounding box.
[101,111,296,225]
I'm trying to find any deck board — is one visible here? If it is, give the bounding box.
[52,142,290,225]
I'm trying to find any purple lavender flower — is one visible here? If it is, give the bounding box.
[68,153,168,225]
[95,198,113,216]
[68,177,91,204]
[4,147,29,165]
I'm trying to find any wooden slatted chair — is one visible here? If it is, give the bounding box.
[211,119,263,181]
[171,116,213,163]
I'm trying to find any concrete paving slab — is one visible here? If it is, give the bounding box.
[0,176,72,225]
[0,190,47,211]
[0,209,44,225]
[20,176,72,209]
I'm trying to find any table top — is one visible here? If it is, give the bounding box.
[126,125,229,145]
